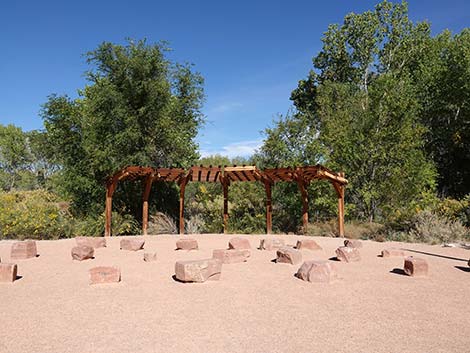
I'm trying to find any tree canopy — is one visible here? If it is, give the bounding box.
[258,0,470,222]
[41,39,205,216]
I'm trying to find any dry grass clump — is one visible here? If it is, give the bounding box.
[147,212,177,234]
[408,210,469,244]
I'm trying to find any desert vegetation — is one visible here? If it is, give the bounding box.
[0,1,469,243]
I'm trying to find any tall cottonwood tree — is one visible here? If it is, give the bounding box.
[259,1,437,222]
[42,39,205,217]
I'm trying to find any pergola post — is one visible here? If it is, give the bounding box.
[142,176,153,235]
[264,180,273,234]
[337,173,345,237]
[222,178,229,234]
[105,179,117,237]
[296,172,309,234]
[332,178,345,237]
[179,173,190,235]
[178,171,192,234]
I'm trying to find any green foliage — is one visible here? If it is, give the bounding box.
[416,29,470,197]
[0,189,139,239]
[0,190,70,239]
[73,211,140,236]
[259,0,438,224]
[306,220,384,239]
[0,124,33,190]
[41,39,205,217]
[434,195,470,227]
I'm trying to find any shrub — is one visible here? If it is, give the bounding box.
[147,212,177,234]
[408,210,469,244]
[185,215,204,234]
[435,195,470,227]
[0,190,72,239]
[305,220,384,239]
[72,212,140,236]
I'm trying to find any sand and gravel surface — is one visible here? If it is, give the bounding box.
[1,234,469,353]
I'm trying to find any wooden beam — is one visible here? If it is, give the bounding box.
[104,179,117,237]
[142,176,153,236]
[264,180,273,234]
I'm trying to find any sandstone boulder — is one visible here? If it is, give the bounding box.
[11,240,37,260]
[175,258,222,283]
[176,238,198,250]
[228,237,251,250]
[89,266,121,284]
[71,245,94,261]
[344,239,362,248]
[76,237,106,249]
[404,257,428,277]
[0,263,17,283]
[296,239,322,251]
[276,247,302,265]
[295,260,337,283]
[120,238,145,251]
[212,249,250,264]
[259,238,285,250]
[336,246,360,262]
[143,252,157,262]
[381,248,405,257]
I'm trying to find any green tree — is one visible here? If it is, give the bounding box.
[0,124,33,190]
[42,39,205,218]
[259,0,437,223]
[416,30,470,198]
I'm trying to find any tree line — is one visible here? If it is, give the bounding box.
[0,1,469,241]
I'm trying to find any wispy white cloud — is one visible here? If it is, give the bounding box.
[208,102,243,114]
[200,139,263,158]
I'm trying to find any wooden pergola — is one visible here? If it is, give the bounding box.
[104,165,348,237]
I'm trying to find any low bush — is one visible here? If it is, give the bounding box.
[408,210,469,244]
[306,220,384,239]
[0,190,71,239]
[72,212,140,237]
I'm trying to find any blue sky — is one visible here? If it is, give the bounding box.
[1,0,469,158]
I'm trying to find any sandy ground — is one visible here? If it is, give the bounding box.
[0,234,469,353]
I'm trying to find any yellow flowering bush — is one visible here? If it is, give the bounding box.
[0,190,72,239]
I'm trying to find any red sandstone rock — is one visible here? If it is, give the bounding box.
[0,263,17,283]
[143,252,157,262]
[10,240,37,260]
[212,249,250,264]
[176,238,198,250]
[404,257,428,277]
[228,237,251,250]
[175,258,222,282]
[89,266,121,284]
[76,237,106,249]
[276,247,302,265]
[381,248,405,257]
[259,238,285,250]
[296,239,322,250]
[120,238,145,251]
[295,260,337,283]
[71,245,94,261]
[344,239,363,248]
[336,246,361,262]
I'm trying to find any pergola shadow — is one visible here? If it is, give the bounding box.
[104,165,348,237]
